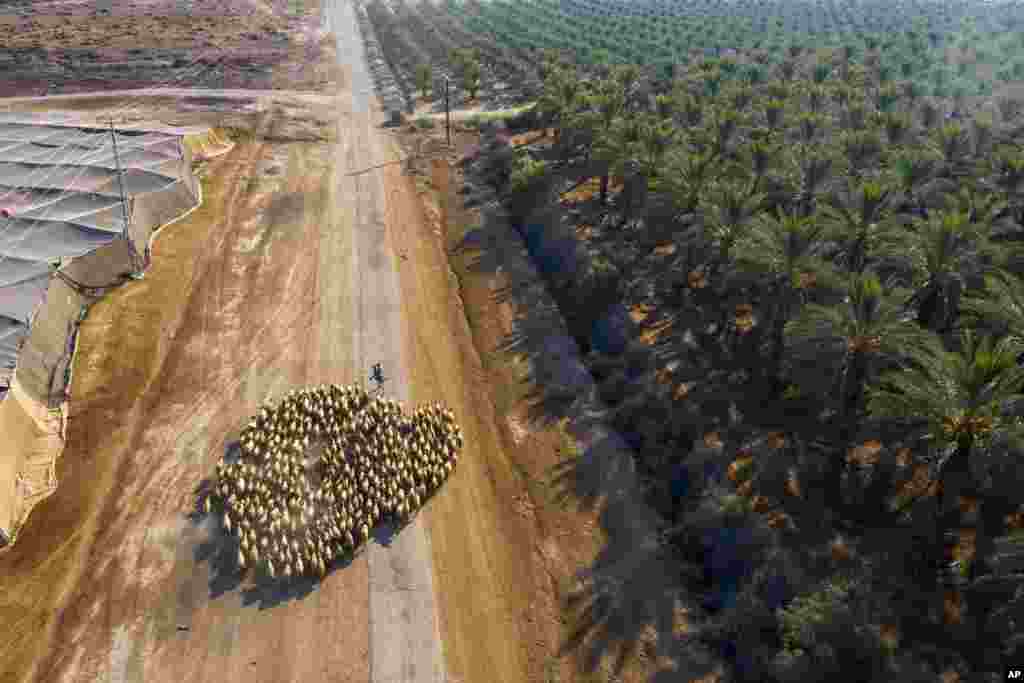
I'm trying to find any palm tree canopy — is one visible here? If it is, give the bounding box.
[894,205,1011,329]
[817,178,901,242]
[536,64,588,128]
[785,272,940,374]
[868,329,1024,451]
[734,207,843,292]
[960,268,1024,340]
[904,209,982,287]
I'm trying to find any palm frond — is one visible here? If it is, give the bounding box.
[870,329,1024,450]
[784,302,849,348]
[960,269,1024,337]
[868,362,954,425]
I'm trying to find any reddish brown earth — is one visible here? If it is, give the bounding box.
[0,0,339,97]
[0,111,377,683]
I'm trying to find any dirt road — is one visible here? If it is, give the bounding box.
[324,0,447,681]
[0,1,445,681]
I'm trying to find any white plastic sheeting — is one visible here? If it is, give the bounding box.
[0,113,199,394]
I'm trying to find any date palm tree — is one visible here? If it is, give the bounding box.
[696,176,766,279]
[884,148,943,215]
[868,329,1024,500]
[983,146,1024,226]
[661,135,721,215]
[867,329,1024,670]
[535,62,586,145]
[817,177,904,275]
[620,111,678,183]
[785,272,940,508]
[579,64,638,203]
[897,206,1005,335]
[734,207,843,391]
[928,120,976,178]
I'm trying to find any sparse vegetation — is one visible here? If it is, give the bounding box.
[415,62,433,99]
[450,46,482,100]
[510,150,548,193]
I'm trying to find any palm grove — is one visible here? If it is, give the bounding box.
[490,46,1024,681]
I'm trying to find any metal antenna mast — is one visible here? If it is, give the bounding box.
[107,119,141,277]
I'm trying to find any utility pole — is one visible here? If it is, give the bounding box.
[444,75,451,148]
[107,119,141,277]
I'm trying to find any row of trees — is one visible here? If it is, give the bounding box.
[492,46,1024,680]
[453,0,1024,97]
[413,48,481,101]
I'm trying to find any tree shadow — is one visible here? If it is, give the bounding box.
[451,126,737,679]
[446,124,942,680]
[556,491,723,678]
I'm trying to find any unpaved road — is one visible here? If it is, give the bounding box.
[324,0,447,680]
[0,0,446,681]
[0,88,535,126]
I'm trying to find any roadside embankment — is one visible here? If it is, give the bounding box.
[393,118,710,681]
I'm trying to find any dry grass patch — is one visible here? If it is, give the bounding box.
[629,303,654,324]
[509,128,553,148]
[638,316,673,346]
[561,177,623,204]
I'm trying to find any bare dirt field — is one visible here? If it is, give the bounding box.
[0,109,377,683]
[0,0,340,97]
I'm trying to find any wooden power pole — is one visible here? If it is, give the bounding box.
[107,120,141,276]
[444,76,451,148]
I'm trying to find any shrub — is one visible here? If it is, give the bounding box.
[462,58,482,99]
[414,63,432,99]
[510,151,548,194]
[450,47,481,99]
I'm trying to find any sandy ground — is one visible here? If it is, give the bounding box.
[0,1,439,682]
[1,110,381,683]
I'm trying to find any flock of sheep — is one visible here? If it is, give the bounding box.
[205,383,462,580]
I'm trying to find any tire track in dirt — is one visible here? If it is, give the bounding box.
[120,116,277,683]
[35,115,277,683]
[17,101,371,682]
[18,121,272,683]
